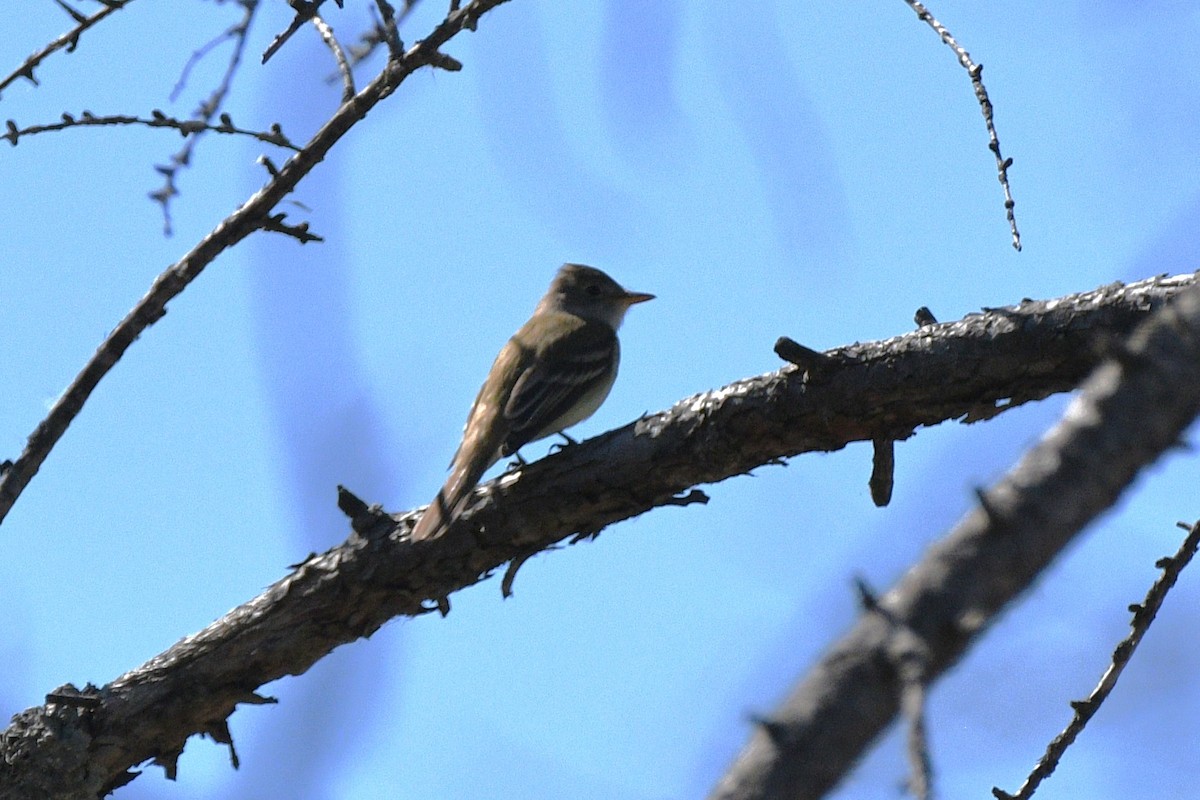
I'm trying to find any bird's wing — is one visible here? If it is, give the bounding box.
[416,337,530,542]
[502,319,617,455]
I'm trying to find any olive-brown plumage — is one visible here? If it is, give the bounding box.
[411,264,652,541]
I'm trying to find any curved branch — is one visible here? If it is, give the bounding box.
[313,14,356,102]
[0,273,1193,798]
[707,275,1200,799]
[1,109,298,149]
[0,0,513,528]
[904,0,1022,251]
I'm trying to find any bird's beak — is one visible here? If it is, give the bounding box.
[621,291,655,306]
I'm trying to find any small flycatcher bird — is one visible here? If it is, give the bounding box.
[410,264,653,541]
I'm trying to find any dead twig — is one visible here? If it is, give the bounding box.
[903,0,1022,251]
[0,0,136,98]
[313,14,356,102]
[154,0,260,236]
[2,109,297,150]
[993,519,1200,800]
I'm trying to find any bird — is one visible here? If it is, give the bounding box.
[410,263,654,542]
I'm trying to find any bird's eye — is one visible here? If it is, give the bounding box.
[586,283,602,297]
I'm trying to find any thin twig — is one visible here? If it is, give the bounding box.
[154,0,259,236]
[397,0,422,24]
[263,0,331,64]
[903,0,1022,251]
[374,0,406,58]
[0,0,514,527]
[0,0,135,98]
[899,650,934,800]
[52,0,88,25]
[993,519,1200,800]
[327,0,419,80]
[170,19,243,103]
[860,586,936,800]
[261,212,324,244]
[2,109,297,150]
[312,14,356,102]
[332,21,388,81]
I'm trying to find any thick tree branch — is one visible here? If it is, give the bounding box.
[0,0,512,527]
[707,274,1200,800]
[0,273,1194,798]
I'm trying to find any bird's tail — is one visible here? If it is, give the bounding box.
[410,457,490,542]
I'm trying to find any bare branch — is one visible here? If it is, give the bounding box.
[2,273,1197,796]
[708,276,1200,799]
[902,671,935,800]
[169,5,250,103]
[312,14,356,102]
[262,0,336,64]
[894,625,935,800]
[0,0,135,98]
[0,0,515,528]
[326,0,420,81]
[856,579,936,799]
[333,22,389,79]
[1,109,297,149]
[904,0,1022,251]
[373,0,406,58]
[993,519,1200,800]
[155,0,260,236]
[261,211,324,243]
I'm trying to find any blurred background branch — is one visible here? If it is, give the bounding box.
[710,276,1200,799]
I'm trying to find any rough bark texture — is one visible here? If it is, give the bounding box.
[708,274,1200,800]
[0,273,1193,799]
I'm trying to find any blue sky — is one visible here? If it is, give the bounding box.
[3,2,1200,798]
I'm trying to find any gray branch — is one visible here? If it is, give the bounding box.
[0,273,1194,799]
